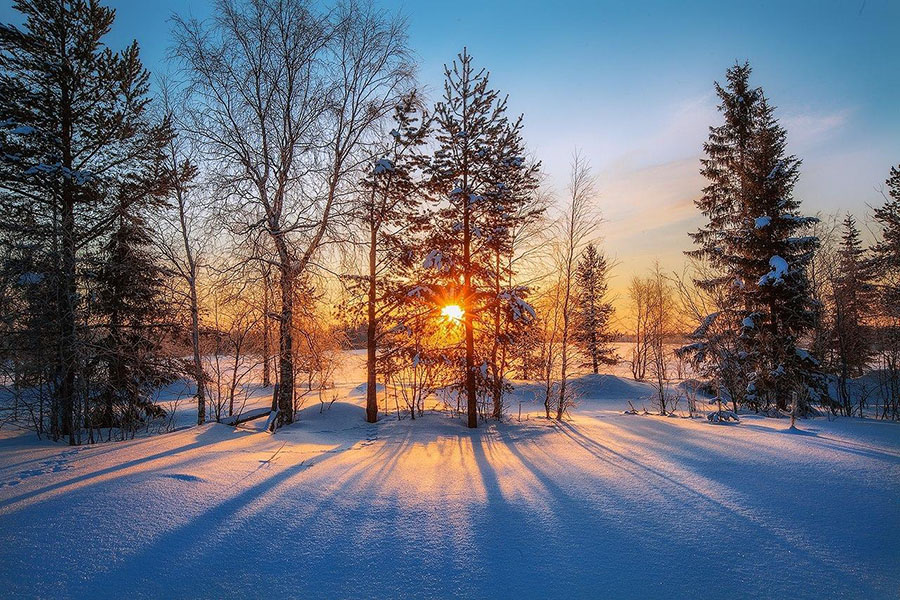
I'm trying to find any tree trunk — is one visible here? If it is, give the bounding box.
[262,269,271,387]
[463,191,477,429]
[490,252,503,420]
[276,259,295,427]
[179,195,206,425]
[57,33,77,445]
[558,271,573,420]
[365,221,378,423]
[190,279,205,425]
[557,328,569,420]
[59,195,77,445]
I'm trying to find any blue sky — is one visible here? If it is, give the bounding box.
[3,0,898,294]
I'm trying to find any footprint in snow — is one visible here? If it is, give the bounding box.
[0,456,75,488]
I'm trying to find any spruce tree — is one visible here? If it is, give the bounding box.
[743,94,822,412]
[870,165,900,419]
[684,62,822,414]
[871,166,900,317]
[95,189,172,436]
[684,63,759,410]
[573,244,616,374]
[830,214,874,414]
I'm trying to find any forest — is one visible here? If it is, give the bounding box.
[0,1,898,599]
[1,0,898,443]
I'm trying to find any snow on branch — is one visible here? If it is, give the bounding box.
[758,255,788,286]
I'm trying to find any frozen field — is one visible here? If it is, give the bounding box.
[0,354,898,599]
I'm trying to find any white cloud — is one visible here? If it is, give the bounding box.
[782,108,852,149]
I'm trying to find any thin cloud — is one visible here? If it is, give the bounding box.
[782,108,852,148]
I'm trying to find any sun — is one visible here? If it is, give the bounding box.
[441,304,464,322]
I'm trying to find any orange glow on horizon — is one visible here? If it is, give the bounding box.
[441,304,464,322]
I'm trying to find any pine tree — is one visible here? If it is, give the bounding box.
[355,91,430,424]
[684,62,822,415]
[573,244,616,374]
[424,49,539,427]
[0,0,173,443]
[485,116,541,419]
[683,62,760,411]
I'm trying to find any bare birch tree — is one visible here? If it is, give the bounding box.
[556,151,598,420]
[173,0,411,427]
[154,90,209,425]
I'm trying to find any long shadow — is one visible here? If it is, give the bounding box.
[0,425,252,510]
[491,424,683,581]
[734,421,900,462]
[556,422,729,507]
[557,419,869,585]
[469,432,507,508]
[82,435,364,597]
[558,419,829,531]
[466,431,551,572]
[0,428,190,473]
[493,425,621,523]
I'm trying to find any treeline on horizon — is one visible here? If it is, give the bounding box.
[0,0,898,446]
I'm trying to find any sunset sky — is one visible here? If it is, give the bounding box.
[4,0,897,308]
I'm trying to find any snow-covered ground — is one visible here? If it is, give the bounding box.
[1,352,898,599]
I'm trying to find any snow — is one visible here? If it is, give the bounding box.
[24,162,93,184]
[758,255,788,286]
[16,272,43,285]
[373,158,394,174]
[795,348,812,361]
[499,289,536,322]
[754,215,771,229]
[1,353,898,599]
[422,249,443,270]
[783,214,819,226]
[406,285,426,298]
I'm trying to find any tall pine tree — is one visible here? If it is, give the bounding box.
[0,0,173,443]
[95,188,172,436]
[424,49,539,427]
[355,91,430,423]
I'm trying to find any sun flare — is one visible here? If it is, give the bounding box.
[441,304,464,322]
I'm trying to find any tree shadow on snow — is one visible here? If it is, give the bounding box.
[0,424,254,510]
